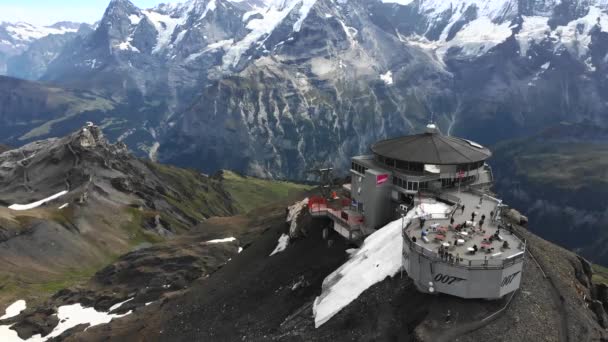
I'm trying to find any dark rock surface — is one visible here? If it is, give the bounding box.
[50,212,608,342]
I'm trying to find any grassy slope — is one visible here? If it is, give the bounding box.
[220,170,313,213]
[0,166,311,309]
[492,128,608,266]
[592,264,608,285]
[493,121,608,191]
[495,139,608,191]
[20,94,115,141]
[512,143,608,190]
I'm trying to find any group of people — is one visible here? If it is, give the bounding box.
[438,245,461,264]
[488,229,502,243]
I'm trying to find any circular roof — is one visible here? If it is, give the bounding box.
[371,132,492,165]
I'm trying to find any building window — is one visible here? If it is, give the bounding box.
[351,162,368,175]
[396,160,408,170]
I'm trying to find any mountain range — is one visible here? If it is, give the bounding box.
[0,21,90,79]
[0,0,606,179]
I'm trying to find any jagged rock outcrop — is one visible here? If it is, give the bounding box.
[0,125,240,320]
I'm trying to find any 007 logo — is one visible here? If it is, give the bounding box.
[501,271,521,287]
[433,273,466,285]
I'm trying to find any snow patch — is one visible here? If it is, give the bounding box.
[109,298,133,312]
[185,39,234,62]
[0,325,27,342]
[0,302,131,341]
[0,300,26,320]
[129,14,142,25]
[515,16,550,56]
[4,22,77,42]
[142,10,187,53]
[270,234,290,256]
[438,17,513,59]
[45,303,131,339]
[223,0,317,68]
[200,0,217,20]
[206,237,237,243]
[8,191,68,211]
[313,201,451,327]
[292,0,318,32]
[117,38,140,53]
[381,0,413,5]
[380,71,393,85]
[313,216,410,327]
[549,6,608,58]
[421,0,518,25]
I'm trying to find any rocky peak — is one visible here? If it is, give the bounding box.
[67,123,129,158]
[72,124,106,149]
[98,0,143,44]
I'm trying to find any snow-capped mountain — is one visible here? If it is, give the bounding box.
[0,21,84,75]
[0,21,79,50]
[7,0,608,179]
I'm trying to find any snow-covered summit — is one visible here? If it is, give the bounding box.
[0,21,80,53]
[0,22,78,42]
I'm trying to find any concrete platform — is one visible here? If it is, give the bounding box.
[406,191,525,263]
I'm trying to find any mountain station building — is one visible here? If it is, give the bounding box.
[309,124,526,299]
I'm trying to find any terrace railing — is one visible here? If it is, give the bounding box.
[309,199,365,241]
[402,221,526,270]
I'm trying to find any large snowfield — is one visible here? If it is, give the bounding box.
[313,201,451,327]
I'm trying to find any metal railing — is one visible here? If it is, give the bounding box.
[309,206,365,241]
[402,221,526,270]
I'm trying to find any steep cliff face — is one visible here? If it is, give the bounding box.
[159,0,608,178]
